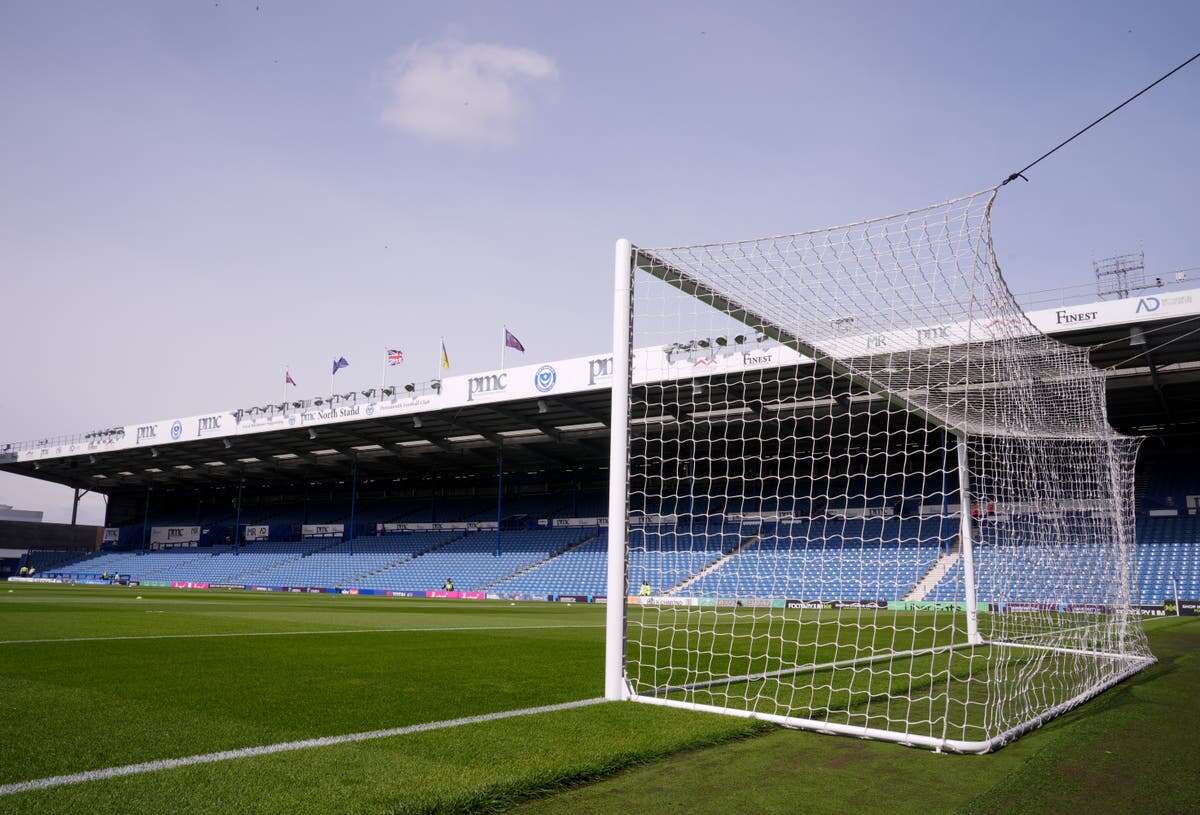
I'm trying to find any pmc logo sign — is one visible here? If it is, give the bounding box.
[534,365,557,393]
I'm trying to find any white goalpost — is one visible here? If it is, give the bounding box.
[604,189,1154,753]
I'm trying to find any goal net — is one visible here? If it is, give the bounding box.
[604,188,1154,753]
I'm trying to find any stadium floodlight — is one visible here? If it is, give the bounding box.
[606,189,1154,753]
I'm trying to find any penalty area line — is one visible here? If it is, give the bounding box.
[0,622,605,646]
[0,697,607,797]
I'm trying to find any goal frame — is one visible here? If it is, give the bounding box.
[603,236,1154,753]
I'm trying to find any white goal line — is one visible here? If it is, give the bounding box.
[0,697,606,797]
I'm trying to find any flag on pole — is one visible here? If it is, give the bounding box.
[440,340,450,369]
[285,370,297,387]
[387,349,405,366]
[504,328,526,353]
[332,356,349,375]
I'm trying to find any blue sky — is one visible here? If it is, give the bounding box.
[2,1,1198,522]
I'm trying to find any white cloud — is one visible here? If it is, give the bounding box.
[382,40,558,146]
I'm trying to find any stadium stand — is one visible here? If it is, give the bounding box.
[28,475,1200,603]
[248,532,461,588]
[20,549,90,573]
[353,528,592,592]
[681,518,948,600]
[1134,515,1200,604]
[489,533,608,596]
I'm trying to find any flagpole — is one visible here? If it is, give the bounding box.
[380,348,386,399]
[501,327,505,371]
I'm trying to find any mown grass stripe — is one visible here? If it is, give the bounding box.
[0,623,605,646]
[0,698,607,797]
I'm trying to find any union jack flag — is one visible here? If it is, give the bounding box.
[387,349,405,366]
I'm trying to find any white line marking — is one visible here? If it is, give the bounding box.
[0,697,606,797]
[0,623,605,646]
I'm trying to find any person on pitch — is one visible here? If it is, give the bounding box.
[443,577,455,591]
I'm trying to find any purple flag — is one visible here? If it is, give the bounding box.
[504,329,525,353]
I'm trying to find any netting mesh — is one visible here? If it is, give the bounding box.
[618,189,1153,751]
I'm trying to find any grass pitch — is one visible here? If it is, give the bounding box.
[1,583,1196,814]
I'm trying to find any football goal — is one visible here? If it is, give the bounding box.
[603,188,1154,753]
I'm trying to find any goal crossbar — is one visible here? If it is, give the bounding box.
[631,246,945,430]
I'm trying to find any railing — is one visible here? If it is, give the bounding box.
[1,378,449,457]
[4,273,1199,457]
[1014,268,1199,312]
[1,427,126,456]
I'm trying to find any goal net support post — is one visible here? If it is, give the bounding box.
[956,432,982,646]
[605,238,634,702]
[605,189,1153,752]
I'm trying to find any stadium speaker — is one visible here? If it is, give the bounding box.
[734,334,747,344]
[715,336,728,346]
[223,439,233,449]
[151,448,159,458]
[293,401,302,408]
[308,428,318,440]
[537,399,548,414]
[362,390,373,398]
[413,416,423,429]
[404,383,415,393]
[430,380,441,393]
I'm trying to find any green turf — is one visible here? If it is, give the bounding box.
[0,585,606,784]
[516,615,1200,815]
[0,584,1195,814]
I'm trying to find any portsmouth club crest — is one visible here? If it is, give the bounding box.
[170,420,183,441]
[534,365,557,393]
